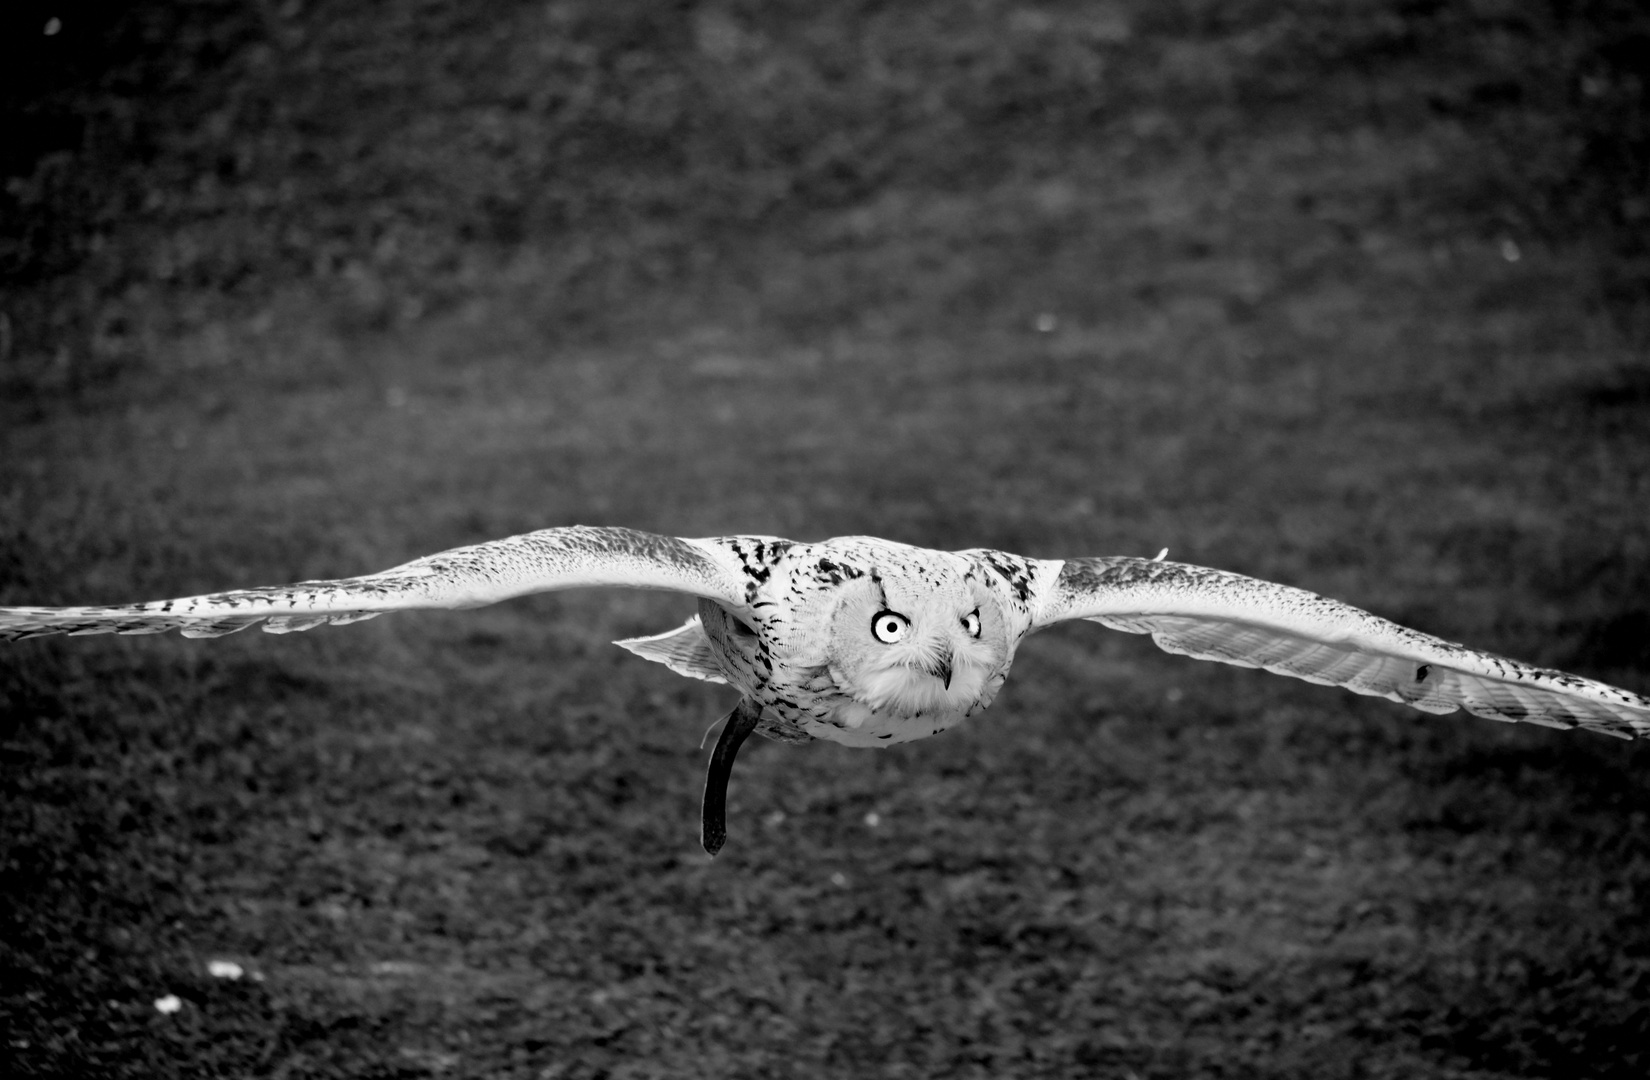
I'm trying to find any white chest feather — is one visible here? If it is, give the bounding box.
[806,698,970,747]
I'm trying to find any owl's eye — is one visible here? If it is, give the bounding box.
[961,610,981,638]
[871,610,910,644]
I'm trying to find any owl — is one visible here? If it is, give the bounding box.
[3,525,1646,853]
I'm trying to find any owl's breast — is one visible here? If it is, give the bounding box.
[801,699,972,748]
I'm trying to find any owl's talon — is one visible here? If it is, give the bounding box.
[701,698,762,856]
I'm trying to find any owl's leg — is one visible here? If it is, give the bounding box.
[700,697,762,856]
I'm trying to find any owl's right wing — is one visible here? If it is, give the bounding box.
[0,526,783,641]
[1030,555,1650,740]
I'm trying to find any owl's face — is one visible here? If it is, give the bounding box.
[824,572,1012,718]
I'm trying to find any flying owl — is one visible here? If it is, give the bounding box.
[3,526,1646,854]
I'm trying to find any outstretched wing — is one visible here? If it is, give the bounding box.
[0,526,768,641]
[1032,556,1650,740]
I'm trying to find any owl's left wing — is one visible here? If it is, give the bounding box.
[0,526,771,641]
[1030,555,1650,740]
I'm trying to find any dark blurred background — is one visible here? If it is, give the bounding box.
[4,0,1647,362]
[2,2,1648,1077]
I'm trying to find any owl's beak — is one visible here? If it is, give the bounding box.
[926,651,954,690]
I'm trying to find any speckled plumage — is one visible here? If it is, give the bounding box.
[4,525,1646,851]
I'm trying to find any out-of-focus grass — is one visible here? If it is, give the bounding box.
[3,2,1649,1078]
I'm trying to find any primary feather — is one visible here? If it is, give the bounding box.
[1035,556,1650,740]
[0,526,757,641]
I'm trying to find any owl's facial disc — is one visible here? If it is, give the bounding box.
[828,576,1007,717]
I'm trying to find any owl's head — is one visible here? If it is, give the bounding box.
[824,568,1011,717]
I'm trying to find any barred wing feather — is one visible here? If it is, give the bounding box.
[0,526,755,642]
[1035,556,1650,740]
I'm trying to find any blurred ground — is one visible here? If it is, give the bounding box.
[2,2,1649,1077]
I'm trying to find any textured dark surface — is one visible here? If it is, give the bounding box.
[3,2,1650,1078]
